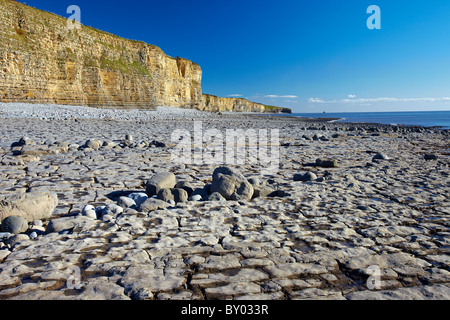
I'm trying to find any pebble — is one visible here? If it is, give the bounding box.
[189,194,202,201]
[127,193,148,207]
[118,196,137,209]
[373,153,390,161]
[424,154,438,161]
[1,216,28,234]
[315,158,338,168]
[294,172,318,182]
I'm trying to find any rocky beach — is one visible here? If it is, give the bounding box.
[0,102,449,300]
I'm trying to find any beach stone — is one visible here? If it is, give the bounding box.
[139,198,169,212]
[118,196,136,209]
[373,153,390,161]
[208,192,226,201]
[0,192,58,222]
[127,193,148,207]
[81,205,97,219]
[191,188,209,200]
[424,154,438,161]
[157,188,174,202]
[29,231,38,240]
[11,136,34,148]
[248,177,262,186]
[145,172,176,196]
[294,172,318,182]
[316,158,338,168]
[175,181,194,196]
[172,188,188,203]
[188,194,202,201]
[252,185,274,199]
[84,139,102,150]
[210,166,254,200]
[1,216,28,234]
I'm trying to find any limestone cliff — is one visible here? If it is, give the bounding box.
[0,0,291,113]
[202,94,291,113]
[0,0,201,109]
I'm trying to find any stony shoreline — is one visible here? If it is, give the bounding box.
[0,103,449,300]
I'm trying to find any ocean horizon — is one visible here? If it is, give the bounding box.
[276,110,450,129]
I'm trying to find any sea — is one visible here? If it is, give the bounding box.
[277,110,450,129]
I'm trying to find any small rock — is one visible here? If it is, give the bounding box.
[172,188,188,203]
[145,172,176,197]
[316,158,338,168]
[84,139,102,150]
[29,231,39,240]
[139,198,169,212]
[157,188,174,202]
[424,154,438,161]
[11,136,34,148]
[294,172,318,182]
[248,177,261,186]
[208,192,227,201]
[175,181,194,196]
[372,153,390,161]
[252,185,274,199]
[189,194,202,201]
[191,188,209,200]
[1,216,28,234]
[127,193,148,207]
[118,196,137,209]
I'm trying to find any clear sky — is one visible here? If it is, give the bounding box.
[19,0,450,113]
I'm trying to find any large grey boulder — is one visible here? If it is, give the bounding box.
[0,192,58,222]
[145,172,176,197]
[210,167,254,200]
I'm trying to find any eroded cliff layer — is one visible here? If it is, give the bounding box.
[0,0,202,109]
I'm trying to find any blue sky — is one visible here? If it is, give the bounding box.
[20,0,450,113]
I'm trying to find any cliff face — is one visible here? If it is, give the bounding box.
[202,94,291,113]
[0,0,291,113]
[201,94,265,113]
[0,0,202,109]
